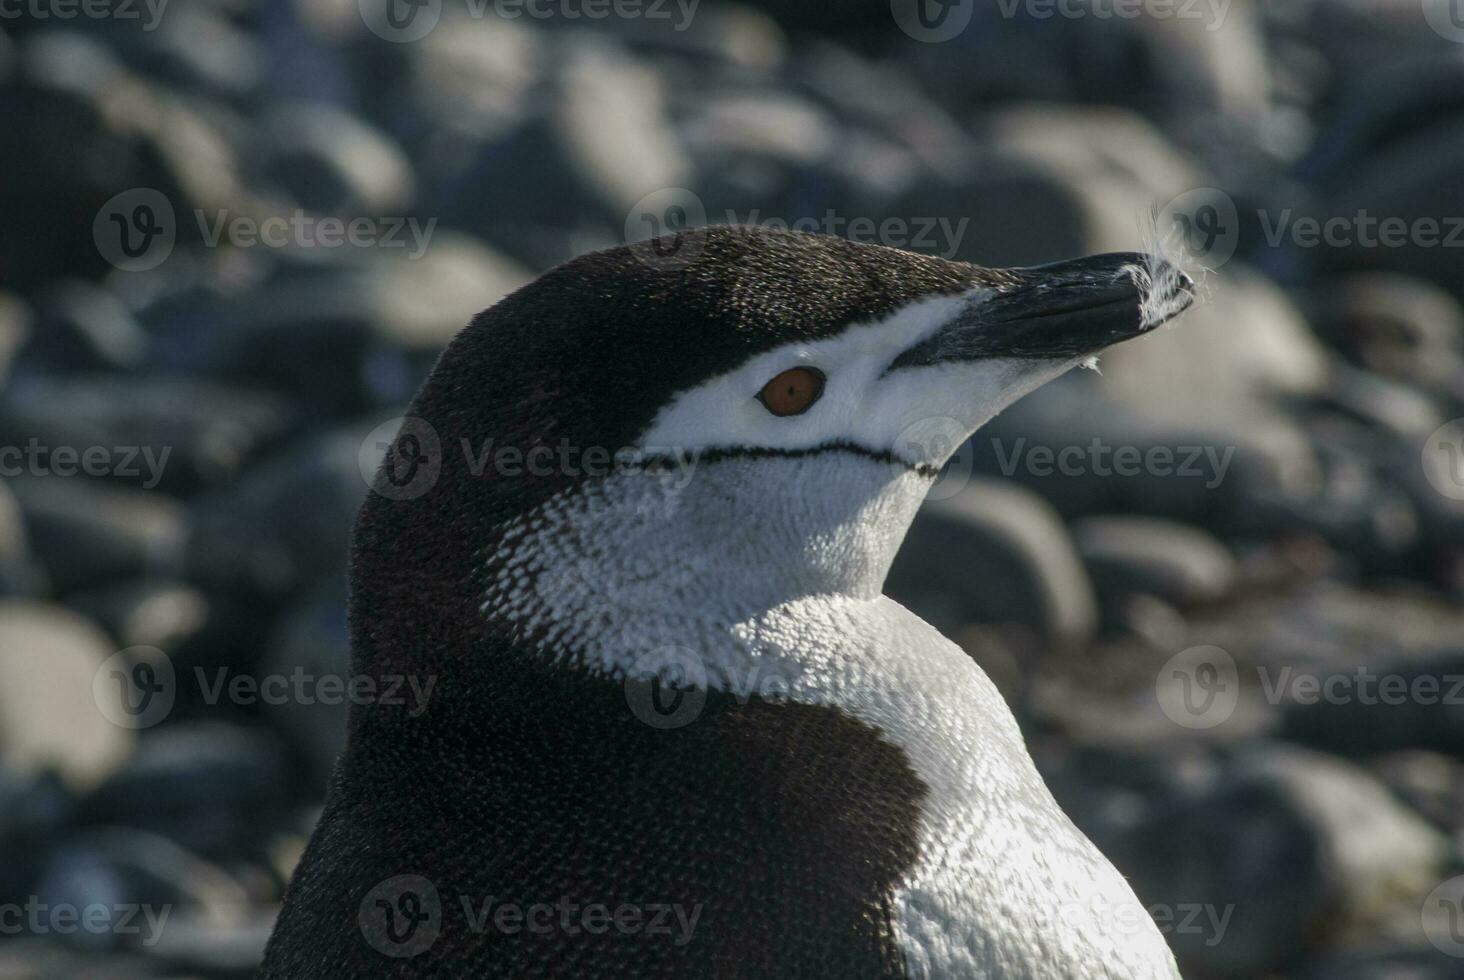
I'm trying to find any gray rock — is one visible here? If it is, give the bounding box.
[35,827,251,952]
[1097,264,1332,407]
[0,290,32,384]
[1306,272,1464,394]
[66,579,209,656]
[0,600,135,791]
[26,279,148,373]
[886,477,1097,651]
[1291,946,1464,980]
[185,426,367,598]
[0,374,298,495]
[9,478,188,595]
[1319,116,1464,298]
[0,478,32,596]
[1282,648,1464,757]
[1370,751,1464,833]
[76,723,290,862]
[1075,516,1238,614]
[0,943,164,979]
[1122,745,1448,977]
[260,100,414,216]
[258,581,351,782]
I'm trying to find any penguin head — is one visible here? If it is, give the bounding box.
[354,227,1193,669]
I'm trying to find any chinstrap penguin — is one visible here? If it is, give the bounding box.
[260,226,1195,979]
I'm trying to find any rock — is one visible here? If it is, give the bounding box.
[0,374,298,496]
[1282,648,1464,758]
[0,767,71,906]
[0,290,31,383]
[35,827,251,952]
[427,35,689,269]
[0,600,134,791]
[0,478,32,595]
[9,478,188,595]
[113,3,262,100]
[1098,264,1332,407]
[1121,745,1448,976]
[75,723,290,862]
[901,0,1270,119]
[973,371,1324,533]
[1304,56,1464,188]
[1291,946,1464,980]
[886,477,1097,650]
[258,580,351,782]
[24,279,149,372]
[1317,116,1464,299]
[1305,272,1464,393]
[66,579,209,656]
[596,1,787,70]
[1369,751,1464,833]
[139,909,277,975]
[0,943,163,979]
[260,100,414,216]
[1074,516,1238,611]
[185,426,368,598]
[145,234,530,416]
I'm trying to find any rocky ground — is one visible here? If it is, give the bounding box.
[2,1,1464,977]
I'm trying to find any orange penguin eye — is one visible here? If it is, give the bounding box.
[757,366,826,417]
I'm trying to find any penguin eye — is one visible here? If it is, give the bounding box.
[757,366,826,417]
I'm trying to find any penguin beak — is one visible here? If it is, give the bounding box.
[889,252,1194,369]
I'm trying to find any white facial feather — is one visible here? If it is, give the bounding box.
[632,290,1072,471]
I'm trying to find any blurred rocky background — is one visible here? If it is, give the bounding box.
[3,0,1464,976]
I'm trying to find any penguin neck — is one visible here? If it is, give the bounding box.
[483,453,936,672]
